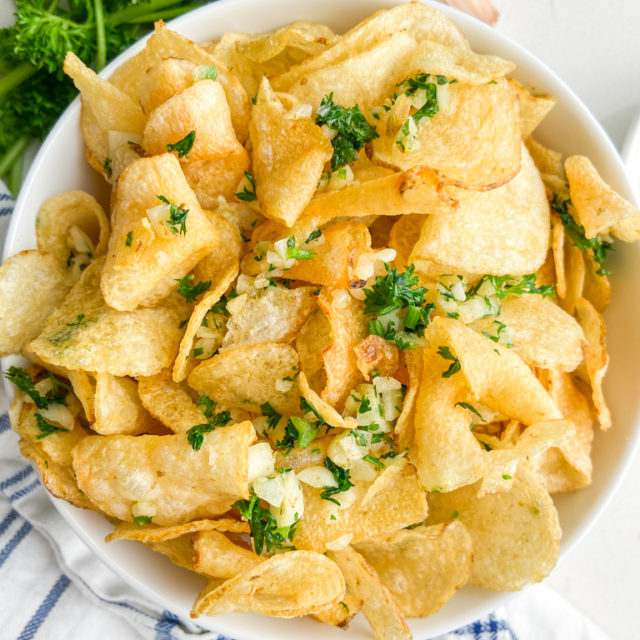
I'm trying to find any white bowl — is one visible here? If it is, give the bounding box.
[3,0,640,637]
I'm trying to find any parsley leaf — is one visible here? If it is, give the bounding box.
[235,171,257,202]
[286,235,316,260]
[212,411,232,426]
[35,413,68,439]
[125,231,133,247]
[175,274,211,303]
[467,274,555,299]
[186,423,216,451]
[454,402,485,422]
[305,229,322,244]
[260,402,282,431]
[5,367,68,409]
[156,195,188,236]
[316,93,379,170]
[166,130,195,158]
[320,457,354,505]
[396,73,442,124]
[132,514,153,527]
[196,395,215,420]
[277,416,321,453]
[437,345,461,378]
[103,157,112,178]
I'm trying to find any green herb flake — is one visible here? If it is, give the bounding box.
[132,514,153,527]
[156,195,189,236]
[35,413,68,439]
[175,274,211,303]
[260,402,282,431]
[235,171,257,202]
[4,367,68,409]
[286,235,316,260]
[196,395,215,420]
[187,423,217,451]
[454,402,485,422]
[450,510,459,519]
[193,65,218,82]
[320,457,354,505]
[166,130,196,158]
[125,231,133,247]
[103,157,112,178]
[437,345,460,378]
[362,454,385,469]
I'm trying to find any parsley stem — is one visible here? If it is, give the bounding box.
[123,5,204,24]
[8,151,22,197]
[0,135,30,178]
[109,0,186,26]
[93,0,107,71]
[0,62,38,102]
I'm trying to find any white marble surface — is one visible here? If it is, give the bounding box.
[492,1,640,638]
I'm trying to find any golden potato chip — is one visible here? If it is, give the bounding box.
[67,370,95,423]
[372,81,521,190]
[566,155,640,240]
[36,191,110,264]
[250,78,332,227]
[318,288,368,409]
[561,244,586,316]
[173,264,238,383]
[191,550,345,618]
[526,136,565,179]
[93,373,158,435]
[193,210,242,281]
[221,286,317,350]
[313,592,362,629]
[146,536,197,573]
[297,371,355,430]
[411,144,549,276]
[106,518,249,543]
[138,57,195,115]
[138,369,204,433]
[145,22,250,143]
[389,214,424,270]
[193,530,261,578]
[509,79,555,137]
[470,295,585,371]
[529,370,594,493]
[30,258,190,377]
[101,153,219,311]
[294,458,427,552]
[188,343,300,414]
[295,307,332,392]
[395,350,421,451]
[287,31,417,111]
[72,421,254,525]
[0,251,70,357]
[574,297,611,430]
[354,335,400,380]
[328,546,411,640]
[427,465,561,590]
[551,214,567,299]
[355,521,473,617]
[434,316,562,425]
[582,252,611,312]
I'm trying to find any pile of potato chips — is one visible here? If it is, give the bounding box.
[2,3,640,637]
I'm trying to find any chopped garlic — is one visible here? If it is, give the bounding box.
[331,288,351,309]
[286,103,313,120]
[297,465,338,488]
[269,470,304,528]
[327,164,354,191]
[354,248,397,282]
[67,225,95,256]
[327,431,367,468]
[248,442,275,485]
[131,501,156,519]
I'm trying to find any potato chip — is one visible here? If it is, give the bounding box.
[559,244,586,315]
[221,286,317,350]
[67,370,95,423]
[30,258,190,377]
[427,465,561,590]
[138,57,196,115]
[188,343,300,414]
[250,78,332,227]
[108,47,148,101]
[566,155,640,240]
[372,81,521,190]
[146,536,197,573]
[106,518,249,543]
[581,252,611,312]
[411,144,549,276]
[101,154,219,311]
[509,79,555,137]
[0,251,70,357]
[173,264,238,383]
[328,546,411,640]
[574,297,611,430]
[551,214,567,299]
[470,295,585,371]
[294,458,427,552]
[191,550,345,618]
[354,335,400,381]
[193,530,261,578]
[36,191,110,264]
[193,210,243,281]
[388,214,423,270]
[525,136,565,179]
[295,307,332,392]
[394,350,421,451]
[317,288,368,409]
[93,373,158,435]
[297,372,355,430]
[354,521,473,617]
[72,421,254,525]
[313,591,362,629]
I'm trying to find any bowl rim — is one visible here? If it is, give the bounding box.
[3,0,640,638]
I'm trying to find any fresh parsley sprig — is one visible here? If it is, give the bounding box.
[35,413,69,439]
[175,274,211,303]
[286,236,316,260]
[166,130,195,158]
[467,274,555,299]
[437,346,460,378]
[320,457,355,505]
[4,367,69,409]
[235,171,257,202]
[156,195,189,236]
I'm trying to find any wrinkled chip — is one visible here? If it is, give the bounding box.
[72,421,254,525]
[427,465,561,590]
[470,295,585,371]
[294,458,427,552]
[509,79,555,137]
[101,153,220,311]
[574,297,611,430]
[566,155,640,240]
[559,244,585,316]
[193,210,242,281]
[250,78,332,226]
[372,80,521,190]
[36,191,110,264]
[312,591,362,629]
[191,550,345,618]
[0,251,70,357]
[188,343,300,414]
[581,252,611,312]
[146,536,197,573]
[106,518,249,542]
[295,307,332,392]
[389,214,423,270]
[317,288,368,409]
[221,286,317,350]
[551,213,567,299]
[354,334,400,381]
[108,47,149,101]
[138,57,195,115]
[354,521,473,617]
[193,530,261,578]
[93,373,158,435]
[29,258,190,377]
[395,350,421,451]
[328,546,411,640]
[411,144,549,276]
[526,136,565,179]
[297,371,355,429]
[67,370,95,423]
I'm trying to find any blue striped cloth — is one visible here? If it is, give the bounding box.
[0,186,518,640]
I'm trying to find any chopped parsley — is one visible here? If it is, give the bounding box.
[362,454,385,469]
[209,295,231,317]
[437,345,460,378]
[196,395,215,420]
[193,65,218,81]
[103,157,112,178]
[320,457,354,505]
[305,229,322,244]
[156,195,188,236]
[233,495,297,555]
[235,171,257,202]
[502,474,512,480]
[186,423,216,451]
[132,514,153,527]
[175,274,211,303]
[125,231,133,247]
[166,130,196,158]
[467,274,555,299]
[551,194,613,276]
[276,417,321,453]
[454,402,485,422]
[4,367,69,409]
[481,320,513,347]
[286,235,316,260]
[315,93,379,170]
[65,314,85,327]
[35,413,68,439]
[450,510,459,519]
[260,402,282,431]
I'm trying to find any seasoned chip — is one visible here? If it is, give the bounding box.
[427,465,561,590]
[298,371,355,430]
[313,592,362,629]
[355,521,473,617]
[295,307,332,392]
[526,136,565,179]
[354,335,400,380]
[193,530,261,578]
[191,550,345,618]
[411,144,549,276]
[509,79,555,137]
[138,57,195,115]
[389,214,423,270]
[72,421,254,525]
[106,518,249,542]
[101,153,219,311]
[395,350,421,451]
[30,258,190,377]
[582,252,611,312]
[188,343,300,414]
[67,370,95,423]
[0,251,70,357]
[559,244,585,315]
[193,210,243,281]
